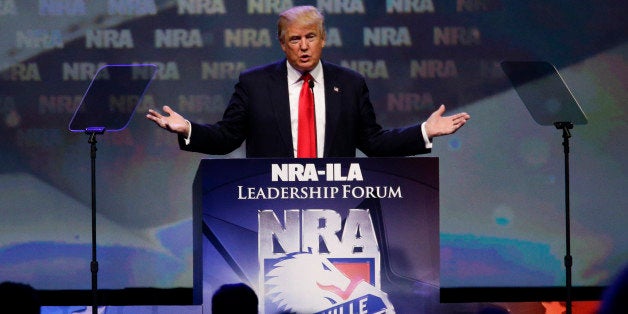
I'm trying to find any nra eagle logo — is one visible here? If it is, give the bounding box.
[258,209,395,313]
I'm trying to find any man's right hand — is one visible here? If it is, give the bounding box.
[146,105,191,136]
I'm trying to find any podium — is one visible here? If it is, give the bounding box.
[195,157,441,313]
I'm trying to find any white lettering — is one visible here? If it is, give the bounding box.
[108,0,157,15]
[324,27,343,47]
[38,95,83,114]
[318,0,365,14]
[177,0,226,14]
[62,62,108,81]
[340,60,389,79]
[39,0,86,16]
[247,0,292,14]
[364,26,411,47]
[434,26,481,46]
[155,28,203,48]
[201,61,246,80]
[410,59,458,78]
[259,209,378,257]
[224,28,272,48]
[85,29,134,49]
[386,0,434,13]
[387,92,434,112]
[138,61,179,80]
[271,163,364,182]
[177,94,226,114]
[16,29,64,49]
[1,63,41,81]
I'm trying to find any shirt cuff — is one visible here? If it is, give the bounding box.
[184,120,192,145]
[420,122,433,149]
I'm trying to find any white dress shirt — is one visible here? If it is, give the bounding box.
[286,61,325,157]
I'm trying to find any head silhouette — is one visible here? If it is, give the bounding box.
[211,283,258,314]
[0,281,41,314]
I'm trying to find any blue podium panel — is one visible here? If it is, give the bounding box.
[196,157,439,313]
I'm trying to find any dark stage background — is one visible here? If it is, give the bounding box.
[0,0,626,313]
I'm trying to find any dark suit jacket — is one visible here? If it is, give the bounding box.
[179,59,430,158]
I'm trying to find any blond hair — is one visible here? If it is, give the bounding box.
[277,6,325,43]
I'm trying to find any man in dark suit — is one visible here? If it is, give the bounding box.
[147,6,470,158]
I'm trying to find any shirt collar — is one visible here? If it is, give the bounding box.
[286,60,323,85]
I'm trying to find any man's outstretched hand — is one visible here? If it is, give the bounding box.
[146,105,190,136]
[424,104,470,139]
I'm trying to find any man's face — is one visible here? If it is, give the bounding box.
[280,22,325,72]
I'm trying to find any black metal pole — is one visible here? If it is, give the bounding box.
[555,122,573,314]
[87,128,104,314]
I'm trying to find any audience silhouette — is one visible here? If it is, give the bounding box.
[598,264,628,314]
[211,283,258,314]
[0,281,41,314]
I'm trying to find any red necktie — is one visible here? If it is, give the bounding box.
[297,73,316,158]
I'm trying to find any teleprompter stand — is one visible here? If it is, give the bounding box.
[501,61,588,314]
[69,64,157,313]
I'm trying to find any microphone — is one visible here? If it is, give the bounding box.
[308,79,314,91]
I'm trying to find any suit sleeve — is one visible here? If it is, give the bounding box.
[355,77,431,157]
[177,79,249,155]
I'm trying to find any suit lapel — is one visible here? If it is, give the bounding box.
[268,60,294,157]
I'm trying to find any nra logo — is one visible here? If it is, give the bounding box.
[386,0,434,13]
[364,27,412,47]
[176,0,226,14]
[434,26,481,46]
[340,59,389,79]
[16,29,64,49]
[224,28,272,48]
[155,29,203,48]
[85,29,134,49]
[410,59,458,78]
[201,61,246,80]
[247,0,291,14]
[318,0,365,14]
[271,163,363,182]
[259,208,393,313]
[1,63,41,81]
[107,0,157,15]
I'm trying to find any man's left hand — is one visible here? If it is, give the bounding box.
[424,104,471,138]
